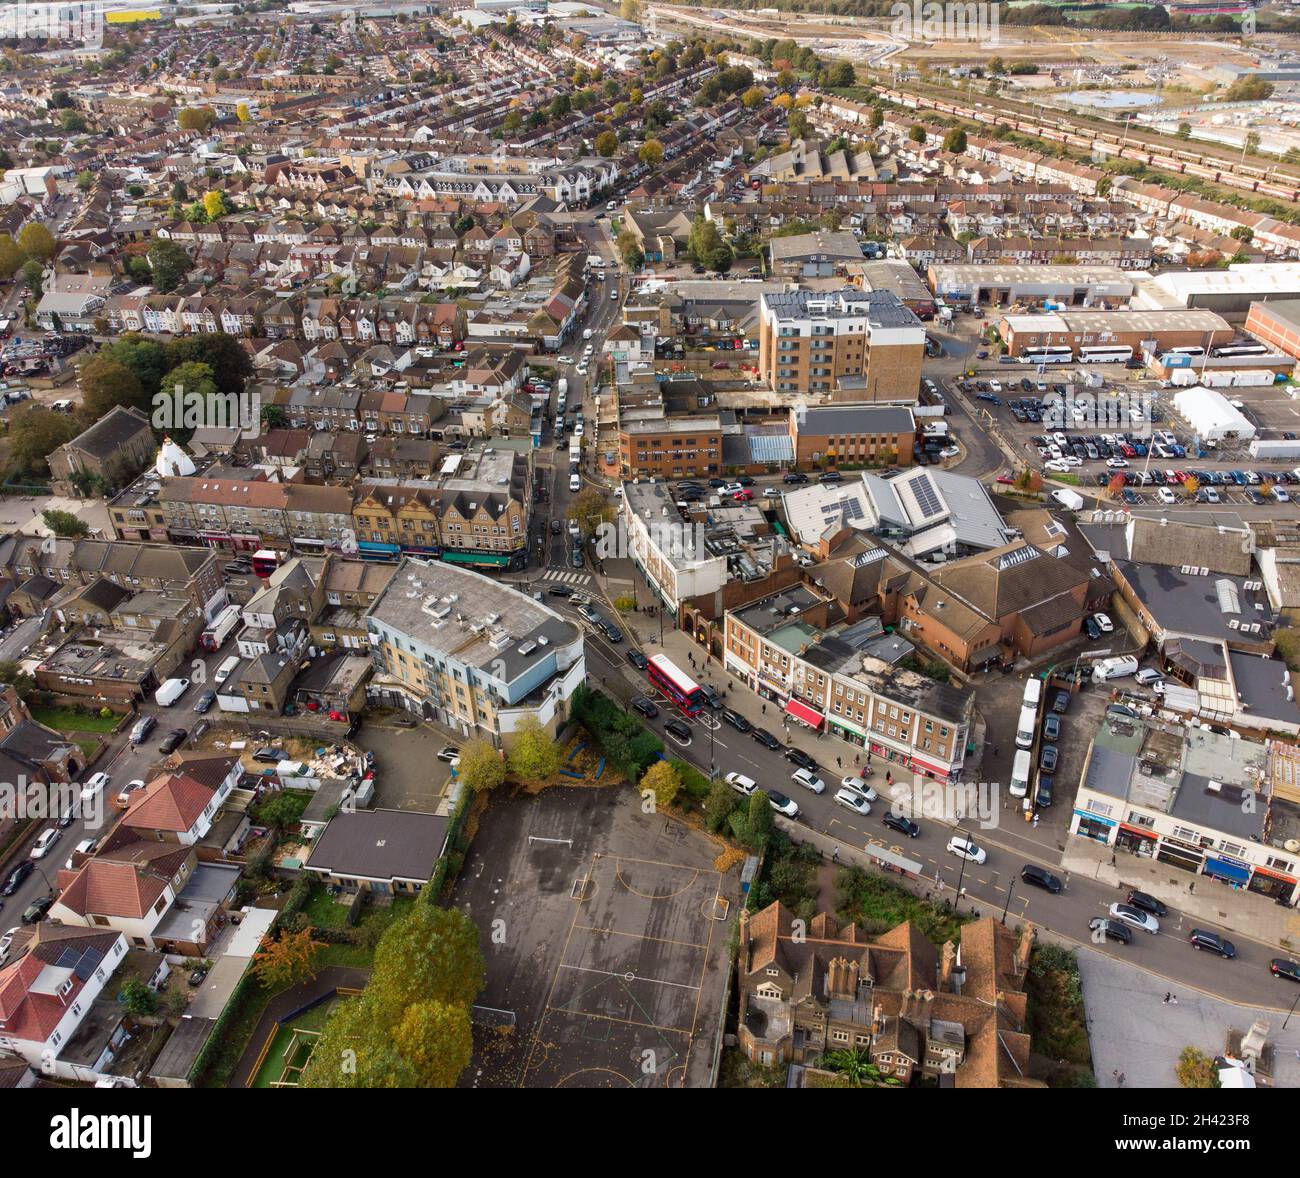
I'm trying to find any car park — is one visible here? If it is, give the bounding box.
[1109,902,1159,934]
[946,836,986,864]
[1189,929,1236,958]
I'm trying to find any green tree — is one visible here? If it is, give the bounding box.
[616,229,643,270]
[456,738,507,793]
[117,978,158,1016]
[828,61,855,88]
[0,234,21,279]
[0,660,36,701]
[159,359,218,406]
[703,779,738,833]
[942,128,967,154]
[80,354,146,419]
[745,789,773,850]
[687,216,732,272]
[567,486,615,537]
[76,169,94,192]
[253,791,306,830]
[165,333,253,397]
[7,405,78,476]
[908,124,928,145]
[147,238,191,293]
[594,130,619,158]
[41,508,88,538]
[17,222,55,262]
[507,715,562,783]
[1176,1047,1221,1088]
[741,86,765,109]
[639,138,664,167]
[101,335,169,401]
[177,106,217,133]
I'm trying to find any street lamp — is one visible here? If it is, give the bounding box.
[1000,878,1015,925]
[1284,988,1300,1031]
[953,827,970,912]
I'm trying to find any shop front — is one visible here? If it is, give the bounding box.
[1155,837,1204,875]
[1115,824,1157,857]
[1248,866,1298,905]
[828,712,868,748]
[1203,854,1251,890]
[909,750,959,784]
[1075,812,1116,843]
[784,697,825,732]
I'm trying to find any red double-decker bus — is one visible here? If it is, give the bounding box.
[647,654,705,716]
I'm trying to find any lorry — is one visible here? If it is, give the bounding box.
[557,378,569,398]
[1092,655,1139,683]
[586,254,605,269]
[201,604,241,652]
[1050,488,1084,512]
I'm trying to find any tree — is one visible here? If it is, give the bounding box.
[7,406,78,476]
[745,789,773,850]
[1231,225,1254,242]
[101,335,169,401]
[1107,472,1127,499]
[619,0,642,19]
[147,238,191,293]
[639,138,665,168]
[704,779,738,832]
[76,169,93,192]
[177,106,216,133]
[617,230,643,269]
[741,86,765,109]
[942,128,967,154]
[1177,121,1192,140]
[687,216,732,273]
[42,509,89,538]
[640,760,680,809]
[160,360,218,407]
[253,791,306,830]
[203,190,230,221]
[567,486,615,537]
[908,124,928,145]
[869,105,884,131]
[507,715,562,783]
[1176,1046,1221,1088]
[117,978,158,1017]
[17,222,55,262]
[80,354,146,419]
[0,234,21,279]
[1274,627,1300,672]
[250,927,322,990]
[549,93,571,119]
[594,130,619,158]
[456,738,506,793]
[0,660,37,701]
[21,258,44,295]
[828,61,855,88]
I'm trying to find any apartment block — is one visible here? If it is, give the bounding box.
[758,288,925,401]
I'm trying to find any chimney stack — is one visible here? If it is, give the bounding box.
[940,941,957,992]
[1014,921,1036,976]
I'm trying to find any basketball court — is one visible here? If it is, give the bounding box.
[522,852,729,1088]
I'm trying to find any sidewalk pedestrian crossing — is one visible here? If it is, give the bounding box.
[540,568,592,586]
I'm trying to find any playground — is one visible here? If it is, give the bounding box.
[249,996,338,1088]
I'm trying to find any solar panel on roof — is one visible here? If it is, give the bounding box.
[909,473,944,520]
[55,948,80,969]
[74,948,104,981]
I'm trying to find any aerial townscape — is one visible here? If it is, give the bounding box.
[4,0,1300,1118]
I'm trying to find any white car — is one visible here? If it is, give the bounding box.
[1106,457,1128,469]
[839,777,878,801]
[946,835,987,865]
[1044,459,1071,473]
[725,771,757,796]
[29,827,60,860]
[65,837,97,871]
[720,482,744,496]
[556,355,572,365]
[791,767,826,794]
[80,771,109,804]
[1093,613,1114,633]
[765,790,800,819]
[1109,902,1159,934]
[1157,487,1177,505]
[0,926,18,965]
[833,787,872,816]
[1063,454,1083,467]
[989,380,1002,393]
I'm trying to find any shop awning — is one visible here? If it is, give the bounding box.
[440,552,509,567]
[1204,856,1250,885]
[784,698,825,730]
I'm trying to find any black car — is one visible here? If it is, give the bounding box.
[1035,774,1054,808]
[1052,690,1070,715]
[1042,715,1060,741]
[627,650,648,670]
[721,708,751,733]
[1021,864,1063,894]
[193,689,216,714]
[224,560,251,576]
[1270,958,1300,982]
[550,519,563,535]
[784,747,817,771]
[1083,617,1102,640]
[818,470,843,484]
[664,718,692,743]
[737,476,755,487]
[1189,929,1236,958]
[159,728,189,755]
[188,964,210,987]
[22,895,53,924]
[698,684,722,711]
[883,811,921,838]
[547,585,574,598]
[631,697,659,719]
[750,727,781,751]
[2,861,34,896]
[1039,744,1059,773]
[602,623,623,643]
[782,472,809,485]
[1088,917,1133,945]
[253,746,290,764]
[1126,890,1167,918]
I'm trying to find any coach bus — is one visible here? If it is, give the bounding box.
[646,654,706,716]
[1164,346,1204,358]
[1078,345,1133,364]
[1210,342,1268,358]
[1020,346,1073,365]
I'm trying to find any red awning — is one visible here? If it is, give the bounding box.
[784,698,825,730]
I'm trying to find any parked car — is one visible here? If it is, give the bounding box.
[626,650,648,670]
[664,718,692,744]
[725,772,757,796]
[159,728,188,755]
[0,927,18,965]
[29,828,60,860]
[1035,775,1054,808]
[2,861,34,896]
[1042,715,1060,741]
[1270,958,1300,982]
[751,728,780,751]
[1083,617,1102,640]
[1039,745,1059,773]
[883,811,921,838]
[833,788,872,816]
[631,697,658,718]
[839,778,877,801]
[765,789,800,819]
[1052,691,1070,715]
[1109,902,1159,934]
[1088,917,1133,945]
[1189,929,1236,958]
[21,896,53,924]
[1125,890,1167,917]
[80,771,109,804]
[946,835,986,865]
[791,767,826,794]
[193,689,217,714]
[547,584,573,598]
[720,709,751,733]
[130,715,156,745]
[784,747,817,772]
[254,746,290,764]
[188,964,210,987]
[1020,864,1063,894]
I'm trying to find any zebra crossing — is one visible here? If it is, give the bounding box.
[540,568,592,586]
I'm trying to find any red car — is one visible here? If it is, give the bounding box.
[731,489,754,502]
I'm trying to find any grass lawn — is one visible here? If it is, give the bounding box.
[31,706,119,733]
[301,885,352,929]
[250,998,338,1088]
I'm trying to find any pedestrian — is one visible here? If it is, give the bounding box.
[1162,993,1171,1005]
[761,703,766,716]
[1032,813,1039,828]
[1170,995,1178,1006]
[1189,882,1195,895]
[885,771,892,786]
[1112,1069,1119,1080]
[1118,1072,1126,1086]
[832,846,839,863]
[836,756,842,769]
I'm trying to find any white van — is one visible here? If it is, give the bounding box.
[1015,704,1038,750]
[1009,749,1032,798]
[49,398,74,414]
[1023,678,1042,708]
[214,655,240,685]
[1092,654,1139,683]
[154,677,190,707]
